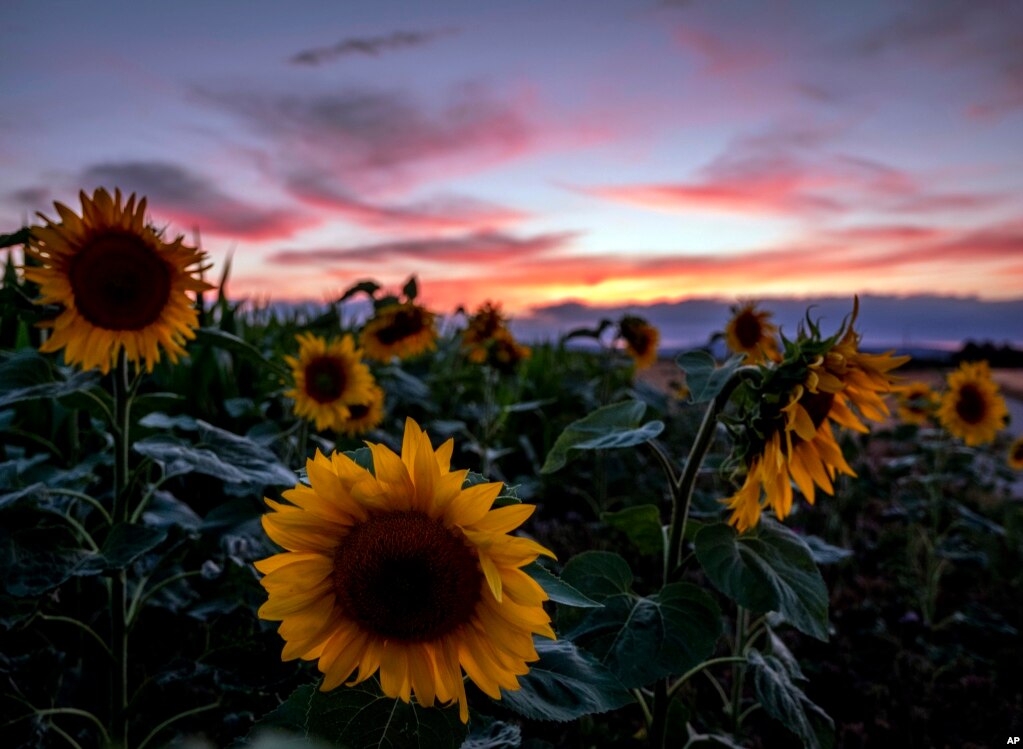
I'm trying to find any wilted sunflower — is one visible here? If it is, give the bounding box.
[895,381,938,425]
[285,333,375,432]
[1009,437,1023,471]
[937,360,1008,446]
[361,303,437,362]
[24,188,212,374]
[462,301,506,352]
[724,301,781,364]
[338,385,385,438]
[723,300,909,532]
[618,315,659,370]
[256,418,556,722]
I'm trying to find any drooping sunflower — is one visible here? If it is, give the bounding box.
[338,385,385,438]
[936,360,1008,446]
[361,302,437,362]
[285,333,376,432]
[256,418,556,722]
[1008,437,1023,471]
[24,188,212,374]
[895,381,939,425]
[723,300,909,532]
[462,301,506,353]
[724,301,781,364]
[618,315,659,370]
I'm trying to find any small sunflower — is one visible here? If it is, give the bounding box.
[723,300,909,532]
[724,301,781,364]
[285,333,376,432]
[1008,437,1023,471]
[462,302,506,351]
[24,188,212,374]
[361,303,437,362]
[937,361,1008,446]
[895,381,939,425]
[256,418,556,722]
[618,315,659,370]
[338,385,385,438]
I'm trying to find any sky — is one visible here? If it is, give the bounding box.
[2,0,1022,344]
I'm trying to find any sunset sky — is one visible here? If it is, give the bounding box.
[2,1,1022,342]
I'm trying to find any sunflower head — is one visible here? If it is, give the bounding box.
[937,360,1008,446]
[618,315,659,370]
[721,299,909,532]
[462,302,507,348]
[895,381,939,425]
[1009,437,1023,471]
[724,302,781,364]
[338,385,385,438]
[285,333,376,432]
[361,302,437,362]
[256,418,556,722]
[24,187,213,374]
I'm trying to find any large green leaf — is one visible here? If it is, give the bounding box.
[80,523,168,573]
[254,680,467,749]
[600,504,664,556]
[541,401,663,474]
[524,563,602,609]
[0,510,95,596]
[559,551,634,600]
[0,350,100,409]
[694,522,829,641]
[748,650,834,749]
[675,351,745,404]
[499,639,633,722]
[565,582,722,688]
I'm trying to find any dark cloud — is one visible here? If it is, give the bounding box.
[290,29,457,66]
[267,230,577,266]
[81,161,312,240]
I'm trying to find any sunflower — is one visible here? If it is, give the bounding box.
[937,361,1008,446]
[338,385,385,438]
[618,315,659,370]
[24,188,212,374]
[1009,437,1023,471]
[462,301,506,351]
[285,333,376,432]
[895,381,938,425]
[724,301,781,364]
[256,418,556,722]
[723,301,909,532]
[361,303,438,362]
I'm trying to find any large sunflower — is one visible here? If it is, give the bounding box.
[618,315,659,370]
[1009,437,1023,471]
[724,302,908,532]
[285,333,376,432]
[895,381,938,425]
[24,188,212,374]
[256,418,555,722]
[338,385,385,438]
[724,302,781,364]
[361,303,437,362]
[937,361,1008,446]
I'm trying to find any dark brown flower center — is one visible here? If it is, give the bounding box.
[954,384,987,425]
[69,231,172,331]
[733,311,763,349]
[348,403,370,419]
[1012,442,1023,461]
[374,308,426,345]
[304,356,346,403]
[332,511,482,641]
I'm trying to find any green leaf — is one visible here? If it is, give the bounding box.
[694,522,829,641]
[80,523,168,572]
[337,279,380,303]
[541,401,663,474]
[253,680,468,748]
[802,535,853,565]
[138,412,199,431]
[676,351,745,404]
[0,511,94,596]
[748,650,834,749]
[0,228,30,249]
[499,639,633,722]
[0,351,100,409]
[600,505,664,556]
[565,582,721,688]
[193,328,288,378]
[462,717,521,748]
[524,562,602,609]
[402,275,419,301]
[559,551,634,600]
[559,319,612,344]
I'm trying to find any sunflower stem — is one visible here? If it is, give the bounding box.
[296,420,309,466]
[110,351,131,749]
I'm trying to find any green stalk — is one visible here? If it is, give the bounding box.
[110,352,131,749]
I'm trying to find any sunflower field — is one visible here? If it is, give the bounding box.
[1,190,1021,749]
